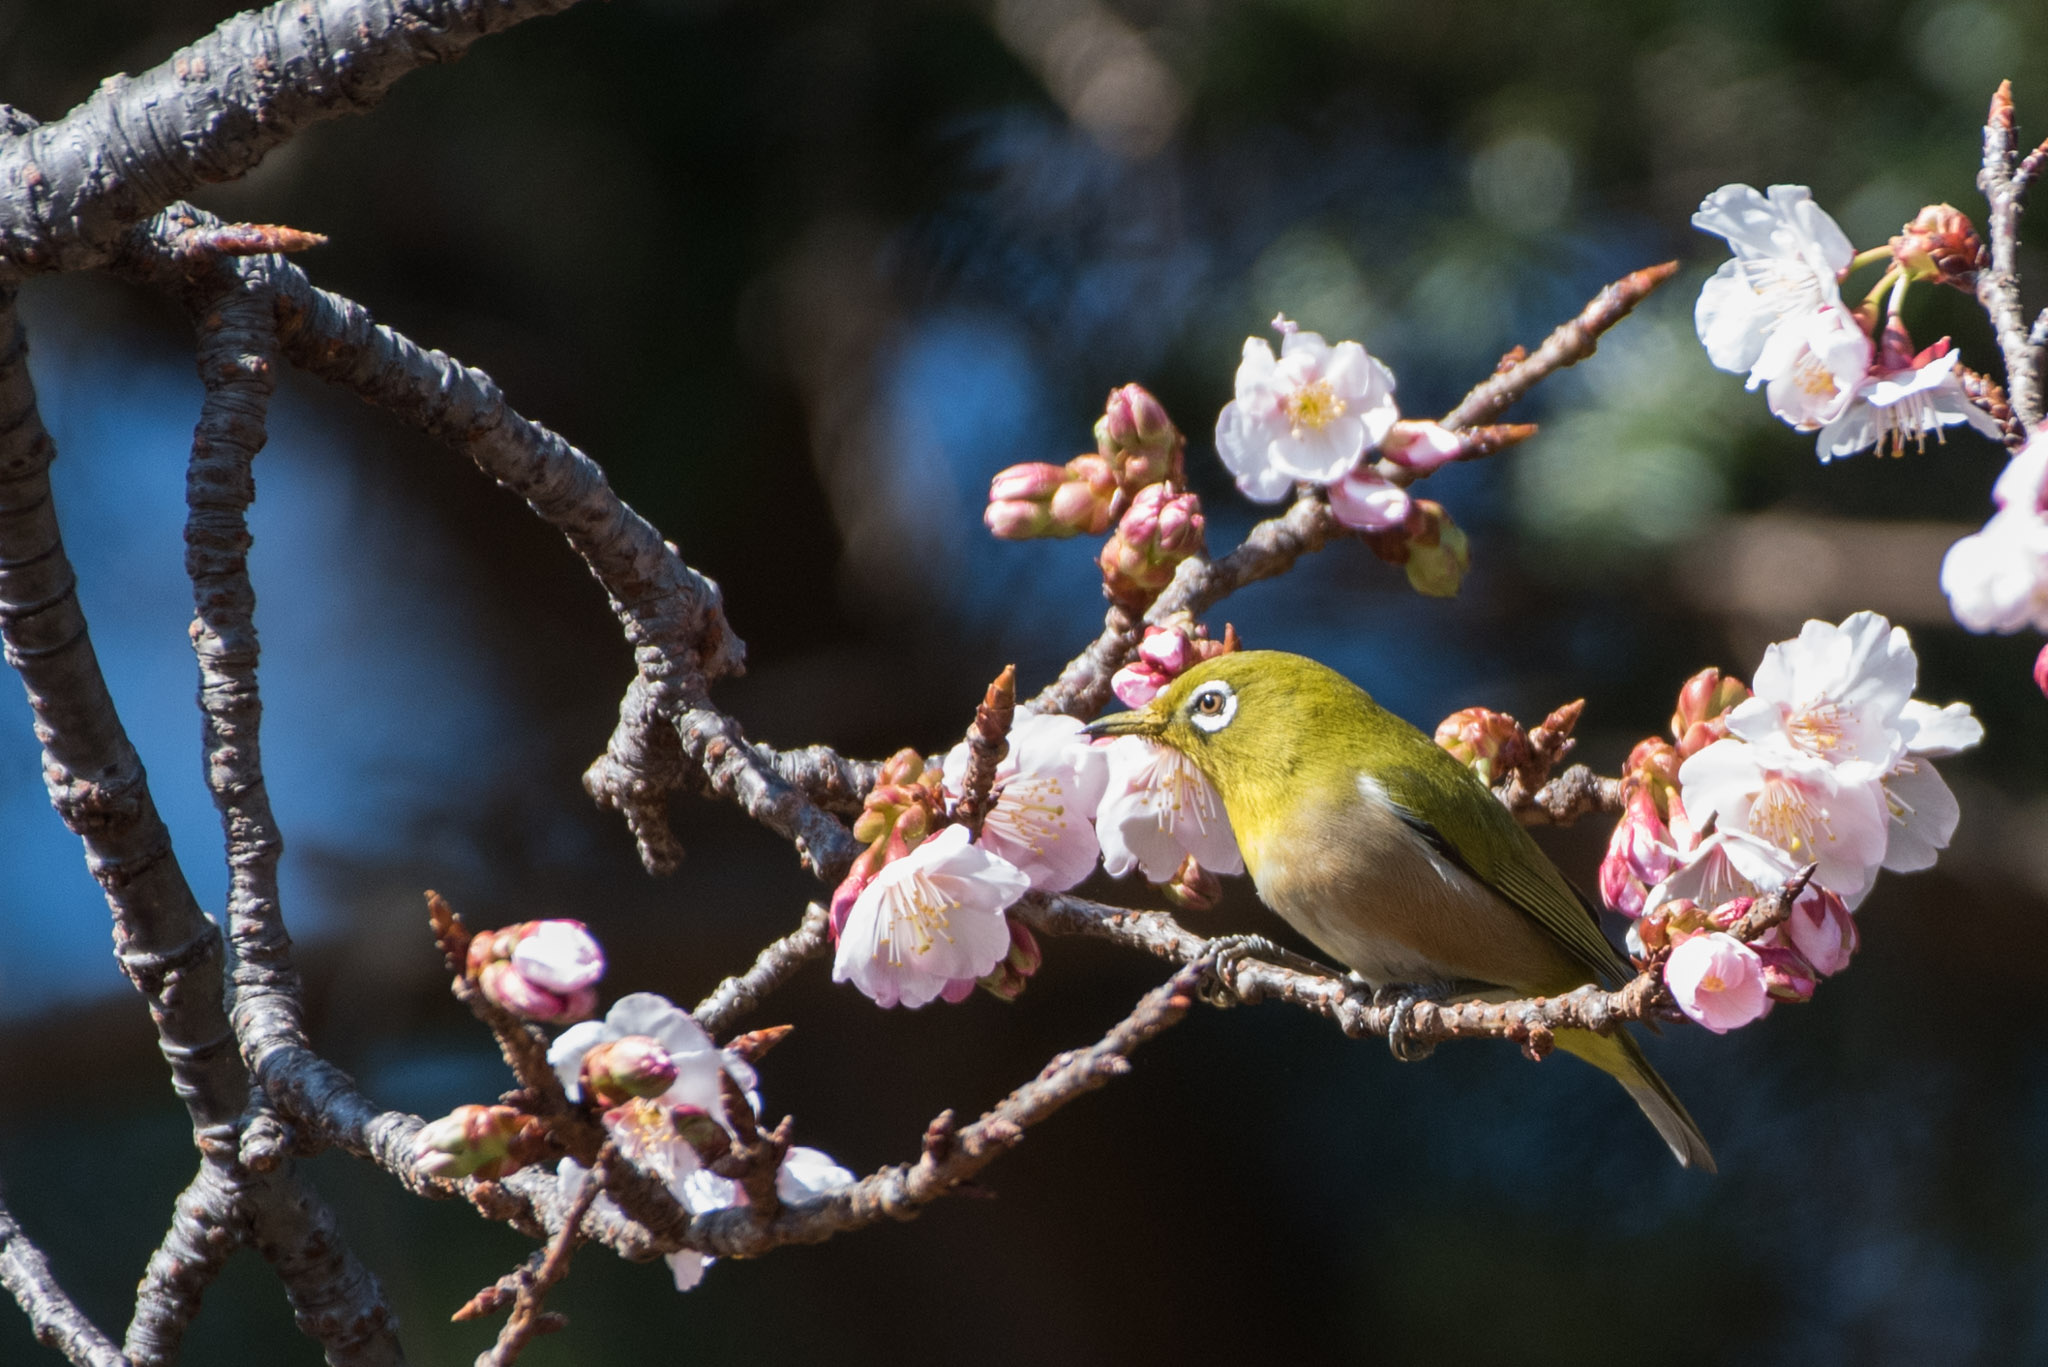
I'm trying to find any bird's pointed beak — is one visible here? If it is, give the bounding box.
[1083,708,1159,739]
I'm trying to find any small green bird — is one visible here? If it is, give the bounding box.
[1088,649,1714,1171]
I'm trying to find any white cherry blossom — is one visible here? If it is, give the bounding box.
[1678,740,1890,907]
[1942,433,2048,633]
[1758,304,1870,430]
[1096,736,1244,882]
[941,713,1108,891]
[831,823,1030,1009]
[548,992,757,1113]
[1214,324,1398,501]
[1813,341,2000,462]
[1693,183,1857,379]
[1724,611,1917,779]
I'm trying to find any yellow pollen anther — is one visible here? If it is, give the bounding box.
[1284,378,1347,433]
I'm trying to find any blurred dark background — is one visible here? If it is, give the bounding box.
[2,0,2046,1362]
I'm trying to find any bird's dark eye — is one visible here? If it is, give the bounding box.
[1196,693,1222,713]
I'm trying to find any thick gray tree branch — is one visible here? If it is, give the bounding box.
[0,1187,128,1367]
[123,1161,245,1367]
[0,0,587,279]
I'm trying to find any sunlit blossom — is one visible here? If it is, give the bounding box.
[1678,741,1889,907]
[1664,931,1771,1033]
[1096,736,1243,882]
[1813,340,2000,462]
[941,713,1108,891]
[1214,323,1398,501]
[831,823,1030,1009]
[1692,183,1857,380]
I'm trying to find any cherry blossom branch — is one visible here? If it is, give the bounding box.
[953,665,1016,838]
[1439,261,1679,430]
[693,903,833,1038]
[0,0,587,279]
[0,1189,127,1367]
[1507,764,1627,826]
[1030,263,1676,720]
[473,1150,607,1367]
[123,1162,245,1367]
[1977,82,2043,436]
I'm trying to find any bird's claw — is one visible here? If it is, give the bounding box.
[1195,934,1289,1007]
[1372,983,1443,1062]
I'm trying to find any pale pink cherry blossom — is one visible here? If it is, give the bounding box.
[1214,322,1398,501]
[1096,735,1243,882]
[830,823,1031,1009]
[1758,304,1872,432]
[1813,336,2001,462]
[1664,931,1772,1033]
[1325,463,1413,533]
[1942,433,2048,633]
[510,920,606,994]
[1724,611,1917,780]
[1878,698,1982,873]
[1679,739,1890,907]
[470,919,605,1024]
[1692,183,1857,379]
[548,992,758,1114]
[1644,827,1803,915]
[941,713,1109,892]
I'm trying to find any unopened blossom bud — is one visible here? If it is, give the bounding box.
[469,920,604,1024]
[580,1034,680,1107]
[1159,853,1223,912]
[668,1105,735,1166]
[412,1104,529,1180]
[1433,707,1527,786]
[1631,903,1672,956]
[1707,896,1754,932]
[1754,943,1817,1003]
[1891,204,1986,291]
[985,455,1125,539]
[1095,383,1185,491]
[1671,668,1750,758]
[2035,643,2048,700]
[1624,737,1682,818]
[977,918,1045,1002]
[1599,787,1675,917]
[1378,420,1466,475]
[1100,483,1206,610]
[1660,898,1710,939]
[1404,502,1470,597]
[1111,621,1239,707]
[1785,885,1857,976]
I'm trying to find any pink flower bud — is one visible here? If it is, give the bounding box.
[1670,668,1750,754]
[1433,707,1528,786]
[1054,455,1125,535]
[580,1034,680,1107]
[1100,484,1207,609]
[1110,660,1172,708]
[1753,943,1817,1003]
[1599,787,1675,916]
[976,918,1045,1002]
[2035,643,2048,700]
[985,462,1071,539]
[510,920,605,994]
[1891,203,1986,291]
[1664,932,1770,1033]
[412,1104,529,1180]
[1137,625,1191,674]
[478,959,579,1023]
[1378,420,1466,475]
[1784,884,1857,976]
[1707,896,1754,931]
[1159,854,1222,912]
[1327,465,1412,532]
[1095,384,1184,491]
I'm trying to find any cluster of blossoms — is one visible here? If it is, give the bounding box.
[412,921,853,1293]
[1216,317,1473,596]
[1694,187,2001,462]
[985,384,1207,610]
[1590,613,1979,1031]
[1693,185,2048,693]
[828,623,1247,1009]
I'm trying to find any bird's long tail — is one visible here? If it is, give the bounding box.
[1554,1028,1716,1172]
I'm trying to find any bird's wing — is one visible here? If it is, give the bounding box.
[1382,747,1629,986]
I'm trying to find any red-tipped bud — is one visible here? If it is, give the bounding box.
[985,456,1126,539]
[1100,483,1206,609]
[1159,854,1223,912]
[1433,707,1528,786]
[1671,667,1750,755]
[1625,737,1683,818]
[412,1104,530,1181]
[469,920,604,1024]
[1754,943,1818,1003]
[580,1035,680,1107]
[1708,896,1755,932]
[976,918,1045,1002]
[2035,643,2048,700]
[1891,204,1986,291]
[1096,384,1185,491]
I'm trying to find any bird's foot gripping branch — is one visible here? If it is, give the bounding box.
[0,4,2032,1356]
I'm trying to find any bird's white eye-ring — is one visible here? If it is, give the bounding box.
[1188,681,1238,733]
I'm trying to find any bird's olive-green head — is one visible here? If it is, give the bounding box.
[1088,650,1409,821]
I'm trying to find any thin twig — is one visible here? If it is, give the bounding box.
[1977,81,2043,435]
[693,904,833,1038]
[953,664,1017,838]
[474,1147,608,1367]
[0,1187,129,1367]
